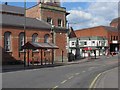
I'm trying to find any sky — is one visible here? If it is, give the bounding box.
[0,0,119,30]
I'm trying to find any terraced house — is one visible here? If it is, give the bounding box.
[1,1,69,65]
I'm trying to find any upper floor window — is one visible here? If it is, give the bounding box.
[19,33,25,51]
[92,41,95,43]
[116,36,118,40]
[111,36,112,41]
[72,42,75,45]
[84,42,87,45]
[58,19,62,27]
[47,17,53,25]
[32,33,38,42]
[114,36,116,40]
[4,32,11,52]
[44,34,50,43]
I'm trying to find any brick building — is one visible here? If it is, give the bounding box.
[75,18,119,53]
[1,1,69,65]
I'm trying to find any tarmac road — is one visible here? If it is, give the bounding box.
[2,55,119,89]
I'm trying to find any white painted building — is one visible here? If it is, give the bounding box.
[69,36,108,58]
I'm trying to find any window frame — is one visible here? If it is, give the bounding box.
[47,17,53,25]
[4,32,11,52]
[32,33,38,43]
[58,19,62,27]
[44,34,50,43]
[19,32,25,52]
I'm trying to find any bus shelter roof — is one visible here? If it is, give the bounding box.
[22,42,59,50]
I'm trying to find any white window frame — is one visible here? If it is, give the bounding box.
[19,33,25,51]
[4,32,11,52]
[58,19,62,27]
[32,33,38,42]
[44,34,50,43]
[47,17,53,25]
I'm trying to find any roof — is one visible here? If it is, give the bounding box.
[69,27,76,38]
[1,14,52,29]
[110,17,120,24]
[0,4,24,15]
[22,42,59,49]
[75,25,118,32]
[103,26,118,32]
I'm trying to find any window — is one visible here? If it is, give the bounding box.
[114,36,115,40]
[44,34,50,43]
[19,33,25,51]
[4,32,11,51]
[72,42,75,45]
[111,36,112,41]
[32,33,38,42]
[47,17,53,25]
[58,19,62,27]
[92,41,95,43]
[84,42,87,45]
[116,36,118,40]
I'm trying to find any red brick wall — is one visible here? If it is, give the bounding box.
[41,8,66,27]
[75,26,119,47]
[55,32,67,61]
[26,4,66,28]
[107,31,119,44]
[75,26,108,38]
[2,26,68,64]
[26,5,40,19]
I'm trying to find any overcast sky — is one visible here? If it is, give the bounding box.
[0,0,119,30]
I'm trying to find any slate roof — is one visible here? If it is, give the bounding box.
[22,42,59,49]
[0,4,25,14]
[1,14,52,29]
[110,17,120,24]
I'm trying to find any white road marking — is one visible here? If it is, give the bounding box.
[68,76,74,79]
[75,73,80,75]
[82,71,86,73]
[61,80,67,84]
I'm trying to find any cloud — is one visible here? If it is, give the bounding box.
[61,0,119,2]
[67,2,118,30]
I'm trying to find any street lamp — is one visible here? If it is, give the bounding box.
[50,25,55,64]
[24,0,26,67]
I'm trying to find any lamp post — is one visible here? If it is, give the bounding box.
[51,25,55,64]
[23,0,26,67]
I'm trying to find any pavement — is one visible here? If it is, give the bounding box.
[94,67,118,88]
[2,58,87,73]
[2,55,117,73]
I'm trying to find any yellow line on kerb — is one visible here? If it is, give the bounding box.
[89,73,102,89]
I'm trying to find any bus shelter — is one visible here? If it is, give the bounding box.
[22,41,59,66]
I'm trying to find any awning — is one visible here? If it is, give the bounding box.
[22,42,59,49]
[83,47,92,51]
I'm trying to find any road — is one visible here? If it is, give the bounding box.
[2,55,119,89]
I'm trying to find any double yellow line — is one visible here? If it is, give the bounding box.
[89,73,102,89]
[89,67,117,89]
